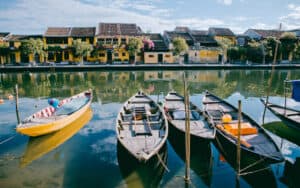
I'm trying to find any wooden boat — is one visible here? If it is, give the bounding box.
[163,91,215,141]
[116,91,168,162]
[203,91,284,164]
[20,108,92,167]
[16,89,93,137]
[261,99,300,130]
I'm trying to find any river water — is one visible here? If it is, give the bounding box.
[0,69,300,188]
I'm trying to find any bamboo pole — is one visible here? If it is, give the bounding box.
[236,100,242,188]
[15,84,20,124]
[262,23,282,125]
[284,80,287,115]
[183,71,191,183]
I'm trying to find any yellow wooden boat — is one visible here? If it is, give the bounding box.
[16,89,93,137]
[20,107,92,167]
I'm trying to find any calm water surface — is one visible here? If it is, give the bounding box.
[0,70,300,188]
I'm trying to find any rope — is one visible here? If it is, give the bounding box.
[0,134,17,145]
[155,152,170,172]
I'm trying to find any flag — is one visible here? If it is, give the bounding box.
[292,80,300,102]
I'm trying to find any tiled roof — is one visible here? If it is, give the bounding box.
[191,34,218,46]
[143,33,168,51]
[6,35,27,41]
[45,27,71,37]
[209,27,235,36]
[98,23,143,36]
[71,27,96,37]
[175,26,190,32]
[0,32,10,38]
[191,30,208,35]
[6,35,43,41]
[164,31,194,46]
[252,29,284,38]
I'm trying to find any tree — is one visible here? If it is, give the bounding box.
[172,37,188,56]
[127,38,143,64]
[20,38,47,64]
[215,37,233,64]
[246,41,264,63]
[280,32,298,61]
[72,39,93,64]
[262,37,280,63]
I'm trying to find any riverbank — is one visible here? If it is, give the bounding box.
[1,63,300,72]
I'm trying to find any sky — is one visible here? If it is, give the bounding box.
[0,0,300,35]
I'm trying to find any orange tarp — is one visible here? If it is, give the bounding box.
[223,122,257,136]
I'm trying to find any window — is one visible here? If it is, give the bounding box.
[165,54,170,58]
[64,51,69,60]
[99,53,105,57]
[114,53,119,57]
[122,52,126,57]
[148,55,155,58]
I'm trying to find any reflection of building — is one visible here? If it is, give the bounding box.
[144,71,159,80]
[112,72,130,81]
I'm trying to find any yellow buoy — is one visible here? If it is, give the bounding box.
[222,114,232,123]
[8,94,14,100]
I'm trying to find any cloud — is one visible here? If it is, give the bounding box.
[217,0,233,5]
[279,4,300,30]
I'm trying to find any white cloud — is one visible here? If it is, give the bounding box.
[279,4,300,30]
[218,0,233,5]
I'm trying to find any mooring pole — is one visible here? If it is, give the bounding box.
[183,71,191,183]
[15,84,20,124]
[236,100,242,188]
[284,80,287,116]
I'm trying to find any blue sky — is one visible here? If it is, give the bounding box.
[0,0,300,34]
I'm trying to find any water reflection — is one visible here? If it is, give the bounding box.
[168,125,213,186]
[20,108,93,167]
[117,142,167,188]
[1,69,300,187]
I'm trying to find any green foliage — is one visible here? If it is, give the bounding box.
[72,39,93,62]
[0,45,10,55]
[127,38,143,56]
[20,38,47,61]
[227,47,246,62]
[172,37,188,55]
[246,42,264,63]
[280,32,298,60]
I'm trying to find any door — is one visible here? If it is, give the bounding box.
[158,54,163,63]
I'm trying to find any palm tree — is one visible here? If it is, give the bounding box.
[72,39,93,64]
[280,32,298,61]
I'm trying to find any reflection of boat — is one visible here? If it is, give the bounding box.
[214,142,278,187]
[261,99,300,130]
[117,141,167,188]
[262,121,300,146]
[20,108,93,167]
[168,126,213,186]
[203,91,284,164]
[17,89,93,137]
[163,91,215,141]
[116,91,168,162]
[282,157,300,187]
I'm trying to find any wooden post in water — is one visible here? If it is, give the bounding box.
[183,72,191,183]
[236,100,242,188]
[15,84,20,124]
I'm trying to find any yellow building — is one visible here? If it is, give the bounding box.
[143,33,173,64]
[44,27,96,63]
[208,27,236,46]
